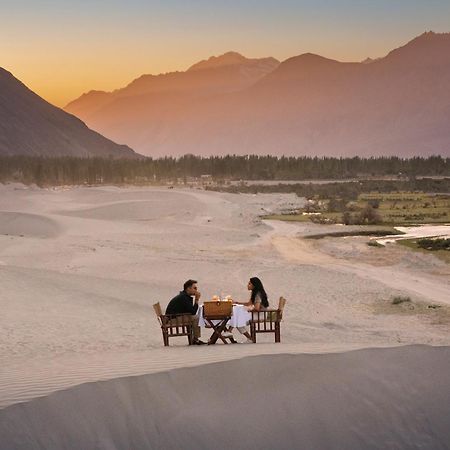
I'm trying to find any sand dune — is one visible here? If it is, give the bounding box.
[56,199,192,222]
[0,211,62,238]
[0,184,449,447]
[1,346,449,450]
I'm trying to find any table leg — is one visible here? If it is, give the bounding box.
[205,318,229,345]
[216,321,230,344]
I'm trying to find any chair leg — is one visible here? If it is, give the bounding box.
[163,330,169,346]
[251,325,257,343]
[187,326,193,345]
[275,324,281,343]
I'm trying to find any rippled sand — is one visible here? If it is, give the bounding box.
[0,183,449,448]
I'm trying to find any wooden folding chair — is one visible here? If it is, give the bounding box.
[153,302,194,346]
[249,297,287,343]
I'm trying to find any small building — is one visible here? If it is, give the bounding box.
[200,174,213,185]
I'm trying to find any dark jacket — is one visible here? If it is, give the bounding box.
[165,291,198,316]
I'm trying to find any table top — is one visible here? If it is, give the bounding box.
[197,304,251,328]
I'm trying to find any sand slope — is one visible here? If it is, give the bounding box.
[0,212,61,238]
[0,346,449,450]
[0,184,449,416]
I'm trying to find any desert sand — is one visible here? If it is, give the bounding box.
[0,184,449,448]
[1,346,450,450]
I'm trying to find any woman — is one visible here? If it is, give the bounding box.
[228,277,269,342]
[242,277,270,311]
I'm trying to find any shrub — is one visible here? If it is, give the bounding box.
[368,199,380,209]
[358,205,383,225]
[392,296,411,305]
[342,211,353,225]
[342,205,383,225]
[327,197,347,212]
[417,238,450,251]
[309,215,337,224]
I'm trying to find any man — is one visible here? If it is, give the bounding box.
[166,279,205,345]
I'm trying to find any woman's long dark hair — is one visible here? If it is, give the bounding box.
[250,277,269,308]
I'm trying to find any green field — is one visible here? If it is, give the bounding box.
[264,192,450,226]
[357,192,449,225]
[397,238,450,264]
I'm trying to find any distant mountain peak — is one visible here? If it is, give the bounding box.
[275,53,340,74]
[298,52,324,59]
[284,53,338,64]
[188,51,274,71]
[415,30,449,40]
[405,30,450,47]
[385,30,450,63]
[65,90,109,109]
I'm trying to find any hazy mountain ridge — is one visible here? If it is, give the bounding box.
[66,53,280,121]
[65,32,450,157]
[383,31,450,67]
[0,68,140,158]
[187,51,279,72]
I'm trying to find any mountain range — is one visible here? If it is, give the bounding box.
[65,32,450,158]
[0,68,139,158]
[2,32,449,159]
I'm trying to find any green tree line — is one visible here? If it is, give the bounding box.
[0,155,448,186]
[210,178,450,198]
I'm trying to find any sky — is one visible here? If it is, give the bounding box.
[1,0,450,106]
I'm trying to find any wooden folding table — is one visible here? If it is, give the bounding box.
[202,301,237,344]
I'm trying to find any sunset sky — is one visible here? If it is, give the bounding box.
[1,0,449,107]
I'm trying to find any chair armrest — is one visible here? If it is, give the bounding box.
[161,313,193,326]
[164,313,194,318]
[250,309,281,322]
